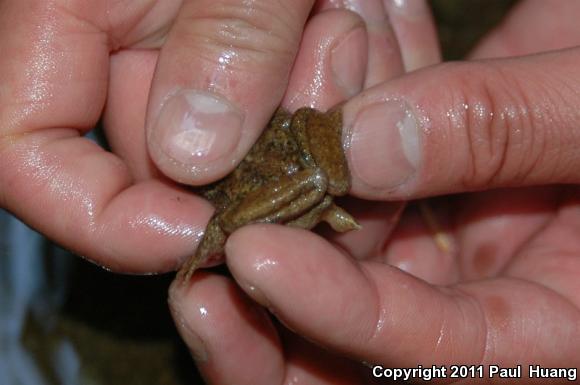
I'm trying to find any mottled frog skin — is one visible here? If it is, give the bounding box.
[179,107,360,281]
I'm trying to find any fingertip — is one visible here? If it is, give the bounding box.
[168,272,284,384]
[225,224,379,350]
[224,225,287,307]
[225,225,316,307]
[147,89,245,185]
[225,224,333,284]
[320,0,405,87]
[283,8,368,111]
[168,273,216,363]
[91,180,213,273]
[343,54,580,199]
[342,94,422,199]
[383,0,441,70]
[145,0,315,185]
[331,26,368,98]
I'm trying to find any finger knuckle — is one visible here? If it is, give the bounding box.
[178,1,300,67]
[531,67,580,183]
[445,62,541,189]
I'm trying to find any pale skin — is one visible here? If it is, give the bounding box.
[167,1,580,384]
[1,0,580,384]
[1,0,427,271]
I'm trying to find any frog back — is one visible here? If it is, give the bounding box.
[195,109,305,210]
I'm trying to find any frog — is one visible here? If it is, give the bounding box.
[178,107,361,282]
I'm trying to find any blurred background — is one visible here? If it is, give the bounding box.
[0,1,516,384]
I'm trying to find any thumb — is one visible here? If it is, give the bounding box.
[146,0,314,185]
[342,48,580,199]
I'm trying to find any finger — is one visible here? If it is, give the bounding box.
[0,0,211,272]
[317,0,404,87]
[280,329,370,385]
[226,224,580,369]
[105,50,160,181]
[506,186,580,309]
[168,273,284,385]
[103,0,185,181]
[341,48,580,200]
[471,0,580,59]
[146,0,316,185]
[282,9,368,111]
[169,273,369,385]
[383,0,441,70]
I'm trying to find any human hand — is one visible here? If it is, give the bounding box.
[169,1,580,384]
[168,0,443,383]
[1,0,414,273]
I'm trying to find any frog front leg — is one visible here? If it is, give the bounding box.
[219,167,329,234]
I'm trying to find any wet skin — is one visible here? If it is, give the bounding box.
[179,107,360,281]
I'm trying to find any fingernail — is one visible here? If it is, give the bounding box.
[349,100,420,191]
[151,90,244,165]
[331,27,367,98]
[168,285,209,363]
[170,309,209,363]
[244,283,271,308]
[342,1,387,24]
[387,0,428,19]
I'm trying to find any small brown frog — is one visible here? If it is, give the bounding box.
[178,107,360,281]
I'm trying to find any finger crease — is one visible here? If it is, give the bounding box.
[358,263,388,346]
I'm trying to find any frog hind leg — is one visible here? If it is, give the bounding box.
[288,195,361,232]
[322,202,361,232]
[219,168,328,234]
[287,195,333,229]
[177,216,226,283]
